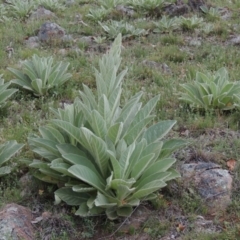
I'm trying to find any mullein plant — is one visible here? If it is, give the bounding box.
[0,141,24,177]
[99,20,147,39]
[8,54,72,97]
[0,75,18,108]
[36,0,65,11]
[6,0,36,20]
[25,34,186,220]
[179,67,240,111]
[180,15,204,31]
[129,0,173,14]
[153,16,180,33]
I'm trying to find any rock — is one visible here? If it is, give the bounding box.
[38,22,65,42]
[165,4,190,17]
[193,215,221,234]
[187,0,207,11]
[142,60,172,74]
[61,34,73,42]
[65,0,75,6]
[189,38,202,46]
[19,173,34,197]
[58,48,67,56]
[78,36,94,45]
[219,7,232,20]
[25,36,39,48]
[165,0,207,16]
[0,204,35,240]
[115,5,135,17]
[29,7,56,20]
[229,35,240,45]
[180,162,232,213]
[119,205,151,233]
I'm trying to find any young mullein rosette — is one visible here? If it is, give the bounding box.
[8,54,72,97]
[27,34,186,220]
[179,67,240,111]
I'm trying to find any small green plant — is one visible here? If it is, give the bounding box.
[26,34,186,220]
[86,7,111,22]
[99,20,147,39]
[201,23,214,35]
[93,36,106,44]
[179,67,240,111]
[98,0,124,9]
[36,0,65,11]
[200,6,221,21]
[6,0,35,19]
[0,141,24,177]
[180,15,204,31]
[153,16,179,33]
[0,4,11,23]
[0,75,18,108]
[129,0,173,14]
[8,54,72,97]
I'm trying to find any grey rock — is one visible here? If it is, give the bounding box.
[180,161,232,213]
[193,215,221,234]
[38,22,65,42]
[19,173,33,197]
[165,4,190,17]
[58,48,67,56]
[29,6,56,20]
[25,36,39,48]
[0,204,34,240]
[61,34,73,42]
[119,205,151,233]
[229,35,240,45]
[142,60,172,74]
[115,5,135,17]
[187,0,206,11]
[219,7,232,20]
[78,36,94,44]
[189,39,202,46]
[65,0,75,6]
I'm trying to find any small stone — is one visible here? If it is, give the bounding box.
[65,0,75,6]
[229,35,240,45]
[19,173,34,197]
[25,36,39,48]
[142,60,172,74]
[194,215,221,234]
[61,34,73,42]
[19,173,33,186]
[188,0,207,11]
[115,5,135,17]
[189,39,202,46]
[58,49,67,55]
[29,7,56,20]
[165,4,190,17]
[219,7,232,20]
[78,36,94,44]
